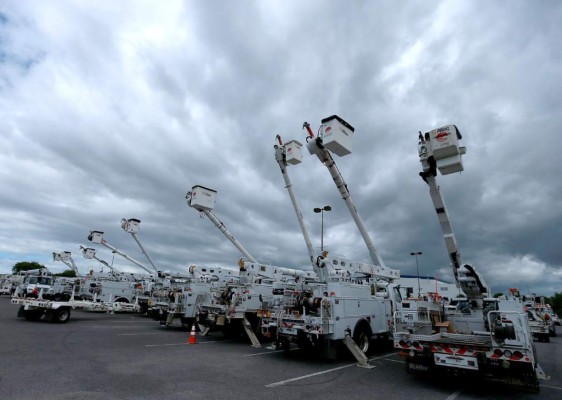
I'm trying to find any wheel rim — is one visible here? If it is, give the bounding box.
[58,310,69,321]
[357,333,369,353]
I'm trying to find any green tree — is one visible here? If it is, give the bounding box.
[12,261,46,274]
[493,292,505,298]
[545,292,562,315]
[54,269,77,278]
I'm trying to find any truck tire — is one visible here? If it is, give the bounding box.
[24,310,43,321]
[114,297,129,303]
[181,318,194,331]
[353,322,372,354]
[53,308,71,323]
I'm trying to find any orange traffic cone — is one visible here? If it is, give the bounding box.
[188,324,197,344]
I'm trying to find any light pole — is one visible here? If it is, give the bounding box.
[314,205,332,252]
[410,251,422,297]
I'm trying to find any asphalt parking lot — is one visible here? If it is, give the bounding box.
[0,297,560,400]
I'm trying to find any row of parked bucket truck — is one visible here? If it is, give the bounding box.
[5,115,557,392]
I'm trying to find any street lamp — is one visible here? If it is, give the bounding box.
[410,251,423,297]
[313,205,332,252]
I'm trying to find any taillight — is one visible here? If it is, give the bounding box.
[494,349,503,356]
[512,351,523,360]
[503,350,512,358]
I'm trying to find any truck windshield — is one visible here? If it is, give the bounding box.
[27,277,52,285]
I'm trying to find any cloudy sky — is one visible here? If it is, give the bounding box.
[1,1,561,296]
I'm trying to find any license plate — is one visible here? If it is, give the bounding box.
[434,353,479,370]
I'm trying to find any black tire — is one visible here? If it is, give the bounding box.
[221,322,243,339]
[181,318,194,331]
[322,339,339,361]
[53,308,71,323]
[353,322,372,354]
[24,310,43,321]
[114,298,129,303]
[280,338,291,352]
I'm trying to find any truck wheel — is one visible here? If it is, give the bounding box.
[114,298,129,303]
[24,310,43,321]
[353,322,372,354]
[54,308,71,323]
[181,318,194,331]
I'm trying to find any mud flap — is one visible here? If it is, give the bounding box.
[535,363,550,380]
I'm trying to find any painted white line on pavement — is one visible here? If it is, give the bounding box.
[145,340,231,348]
[445,390,463,400]
[117,332,165,336]
[383,358,406,364]
[542,384,562,391]
[265,352,398,387]
[244,348,299,357]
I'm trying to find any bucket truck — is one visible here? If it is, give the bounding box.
[80,245,120,275]
[11,255,138,323]
[120,217,180,315]
[88,230,155,276]
[12,268,54,299]
[11,286,138,323]
[187,186,257,263]
[52,249,142,306]
[53,251,82,277]
[272,130,399,363]
[87,230,156,310]
[392,125,547,392]
[120,218,160,276]
[153,263,240,332]
[186,185,317,346]
[118,209,241,329]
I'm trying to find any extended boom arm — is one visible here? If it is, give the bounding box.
[304,118,385,268]
[418,125,489,299]
[87,231,155,275]
[53,251,82,277]
[186,186,257,263]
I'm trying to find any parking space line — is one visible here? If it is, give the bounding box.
[445,389,463,400]
[265,352,398,387]
[542,384,562,391]
[145,340,231,348]
[244,349,284,357]
[383,358,405,364]
[244,348,299,357]
[117,332,165,336]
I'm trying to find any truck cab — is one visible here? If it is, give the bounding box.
[15,274,53,298]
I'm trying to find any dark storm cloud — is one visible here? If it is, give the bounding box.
[0,1,561,295]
